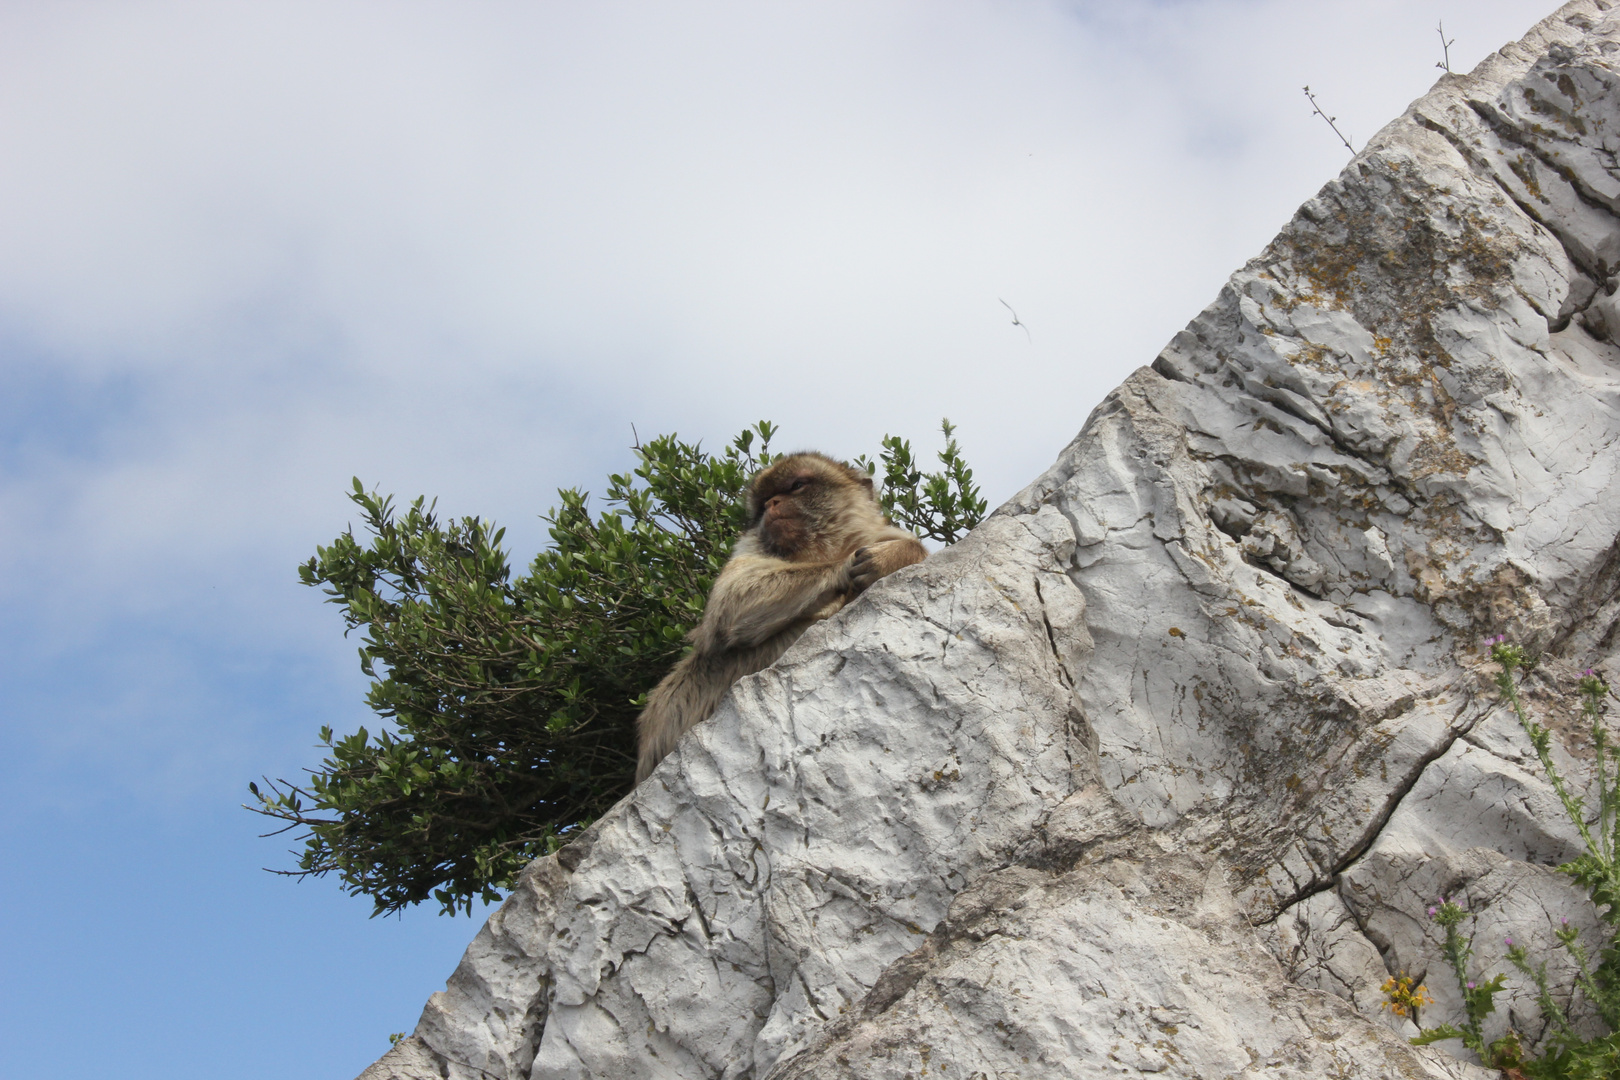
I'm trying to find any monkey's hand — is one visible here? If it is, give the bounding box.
[840,535,928,597]
[840,546,883,596]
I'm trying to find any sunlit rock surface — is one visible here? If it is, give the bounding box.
[359,3,1620,1076]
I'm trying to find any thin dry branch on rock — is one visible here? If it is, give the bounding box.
[1303,84,1355,154]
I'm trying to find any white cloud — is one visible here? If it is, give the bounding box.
[0,0,1558,781]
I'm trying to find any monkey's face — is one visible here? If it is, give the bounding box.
[747,454,872,559]
[754,468,820,557]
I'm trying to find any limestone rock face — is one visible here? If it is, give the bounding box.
[360,3,1620,1077]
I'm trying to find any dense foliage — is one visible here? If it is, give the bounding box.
[250,421,986,916]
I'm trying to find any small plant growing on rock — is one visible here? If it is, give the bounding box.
[1381,972,1435,1028]
[1405,897,1515,1067]
[1435,20,1456,74]
[1303,85,1354,156]
[1401,641,1620,1076]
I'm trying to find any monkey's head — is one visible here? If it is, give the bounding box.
[745,452,880,559]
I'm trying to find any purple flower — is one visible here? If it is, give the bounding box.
[1467,981,1476,989]
[1506,937,1514,946]
[1584,669,1595,677]
[1428,906,1437,917]
[1563,917,1570,926]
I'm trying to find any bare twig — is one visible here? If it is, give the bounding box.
[1302,85,1354,155]
[999,298,1032,343]
[1435,20,1455,73]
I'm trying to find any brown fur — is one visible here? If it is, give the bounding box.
[635,452,927,782]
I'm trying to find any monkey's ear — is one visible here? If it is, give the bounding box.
[838,459,874,491]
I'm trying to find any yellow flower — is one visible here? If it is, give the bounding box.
[1379,973,1431,1025]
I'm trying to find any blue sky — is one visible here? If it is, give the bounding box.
[0,1,1558,1076]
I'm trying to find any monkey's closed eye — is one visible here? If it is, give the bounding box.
[789,477,811,492]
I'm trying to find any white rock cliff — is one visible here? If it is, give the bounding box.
[360,3,1620,1076]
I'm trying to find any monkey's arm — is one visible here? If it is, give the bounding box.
[845,530,928,593]
[693,554,850,652]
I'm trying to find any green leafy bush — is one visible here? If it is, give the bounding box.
[854,420,982,544]
[250,421,986,916]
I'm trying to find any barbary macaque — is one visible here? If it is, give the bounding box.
[635,452,927,782]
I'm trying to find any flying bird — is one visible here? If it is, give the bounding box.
[1000,298,1032,343]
